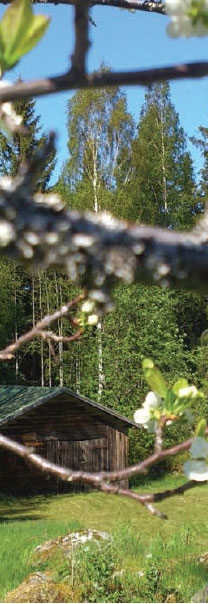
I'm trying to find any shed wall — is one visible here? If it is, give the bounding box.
[0,396,129,494]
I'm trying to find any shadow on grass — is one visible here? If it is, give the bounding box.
[0,494,49,522]
[0,514,44,523]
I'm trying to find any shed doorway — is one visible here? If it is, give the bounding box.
[46,438,108,491]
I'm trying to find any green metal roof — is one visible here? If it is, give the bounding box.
[0,386,59,425]
[0,385,138,430]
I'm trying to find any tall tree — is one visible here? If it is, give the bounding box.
[191,124,208,212]
[58,75,134,398]
[123,82,196,229]
[58,72,134,212]
[0,78,56,190]
[0,87,57,385]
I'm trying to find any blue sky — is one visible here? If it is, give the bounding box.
[1,3,208,183]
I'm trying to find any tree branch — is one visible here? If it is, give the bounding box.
[0,432,203,519]
[1,62,208,105]
[71,0,90,76]
[0,0,165,13]
[1,137,208,317]
[0,294,85,359]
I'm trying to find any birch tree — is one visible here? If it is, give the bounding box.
[58,77,134,397]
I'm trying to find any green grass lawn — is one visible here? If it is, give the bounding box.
[1,475,208,602]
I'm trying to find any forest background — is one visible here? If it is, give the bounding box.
[1,73,208,471]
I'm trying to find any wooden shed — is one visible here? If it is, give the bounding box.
[0,386,138,495]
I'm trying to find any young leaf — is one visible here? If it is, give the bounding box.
[196,419,207,438]
[172,378,189,396]
[0,0,50,73]
[142,359,167,398]
[164,388,176,413]
[0,0,32,57]
[142,359,154,370]
[14,15,50,59]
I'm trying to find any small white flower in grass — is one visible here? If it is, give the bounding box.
[184,437,208,481]
[81,300,95,314]
[87,314,99,325]
[134,391,162,432]
[165,0,208,37]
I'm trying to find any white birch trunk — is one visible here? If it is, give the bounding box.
[54,272,64,387]
[45,276,52,386]
[91,142,105,399]
[38,271,45,387]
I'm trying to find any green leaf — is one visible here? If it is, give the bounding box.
[0,0,32,57]
[172,378,189,396]
[196,419,207,438]
[0,0,50,72]
[10,14,50,63]
[164,388,176,413]
[142,359,154,370]
[142,359,167,398]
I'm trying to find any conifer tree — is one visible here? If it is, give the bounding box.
[0,78,56,190]
[0,85,56,385]
[191,124,208,211]
[123,82,196,229]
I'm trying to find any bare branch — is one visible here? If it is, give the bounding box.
[38,329,83,342]
[0,294,85,360]
[154,416,167,453]
[0,62,208,104]
[0,431,201,485]
[71,1,90,76]
[0,432,203,519]
[0,0,165,13]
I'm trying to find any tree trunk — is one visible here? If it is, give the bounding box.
[91,140,105,400]
[45,275,52,386]
[54,272,64,387]
[14,273,18,382]
[38,271,45,387]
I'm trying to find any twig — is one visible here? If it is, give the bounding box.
[38,329,83,342]
[0,294,85,359]
[154,416,166,453]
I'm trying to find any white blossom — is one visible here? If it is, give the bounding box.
[143,391,162,409]
[0,81,24,138]
[184,437,208,481]
[82,300,95,314]
[165,0,208,37]
[87,314,99,325]
[178,386,198,398]
[0,221,15,246]
[189,436,208,458]
[134,391,162,432]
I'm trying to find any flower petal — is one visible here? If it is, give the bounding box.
[134,407,150,426]
[184,459,208,481]
[143,391,161,411]
[190,437,208,459]
[178,386,197,398]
